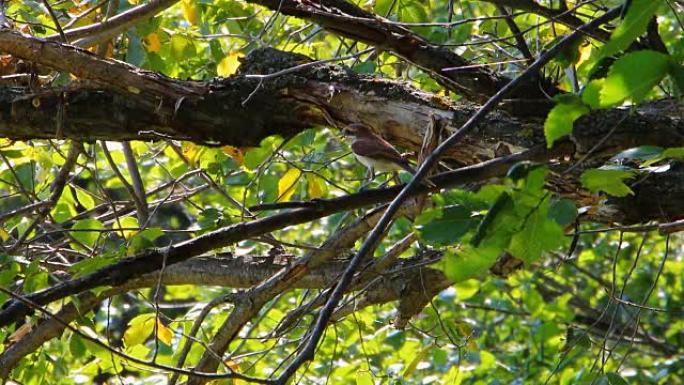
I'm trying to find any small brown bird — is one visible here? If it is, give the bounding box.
[342,123,416,181]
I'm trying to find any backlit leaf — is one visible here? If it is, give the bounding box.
[580,168,636,197]
[217,52,242,77]
[277,168,301,202]
[600,50,670,106]
[544,96,589,148]
[600,0,663,58]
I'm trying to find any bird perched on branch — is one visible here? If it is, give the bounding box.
[341,123,418,186]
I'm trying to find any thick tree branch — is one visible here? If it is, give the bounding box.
[0,31,200,97]
[246,0,558,104]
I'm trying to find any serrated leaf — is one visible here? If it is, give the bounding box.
[277,168,301,202]
[600,0,663,58]
[217,52,242,77]
[416,205,479,246]
[507,203,565,264]
[544,98,589,148]
[600,50,670,106]
[580,168,636,197]
[581,79,605,109]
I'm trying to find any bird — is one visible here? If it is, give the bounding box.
[341,123,417,185]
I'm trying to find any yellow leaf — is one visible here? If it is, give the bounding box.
[306,174,326,199]
[402,345,430,377]
[0,228,10,241]
[182,141,205,167]
[277,168,301,202]
[217,53,242,77]
[123,314,155,347]
[181,0,200,26]
[576,42,593,67]
[221,145,244,166]
[144,33,162,53]
[113,216,139,240]
[156,318,173,346]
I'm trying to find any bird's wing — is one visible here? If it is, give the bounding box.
[351,137,404,162]
[351,137,415,173]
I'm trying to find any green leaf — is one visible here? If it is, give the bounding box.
[605,372,629,385]
[544,97,589,148]
[71,218,105,249]
[580,168,636,197]
[548,199,577,226]
[581,79,605,109]
[74,188,95,210]
[600,50,670,106]
[507,203,565,264]
[70,255,118,277]
[600,0,663,58]
[416,205,479,246]
[170,34,196,60]
[243,147,269,170]
[670,62,684,94]
[441,246,500,283]
[454,279,480,300]
[355,371,374,385]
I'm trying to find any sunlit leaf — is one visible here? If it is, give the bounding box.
[277,168,301,202]
[123,314,155,348]
[599,0,663,58]
[580,168,636,197]
[217,52,242,77]
[144,32,162,53]
[181,0,200,26]
[600,50,670,106]
[544,96,589,148]
[71,218,105,249]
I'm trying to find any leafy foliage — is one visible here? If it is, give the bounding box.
[0,1,682,385]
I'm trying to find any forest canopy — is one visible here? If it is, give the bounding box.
[0,0,683,384]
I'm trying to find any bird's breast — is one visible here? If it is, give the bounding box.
[354,154,402,172]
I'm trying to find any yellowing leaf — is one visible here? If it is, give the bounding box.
[182,141,205,167]
[217,53,243,77]
[123,314,155,347]
[156,318,173,346]
[277,168,301,202]
[144,33,162,53]
[181,0,200,26]
[306,174,326,199]
[113,216,139,239]
[576,42,593,67]
[0,228,10,241]
[221,145,244,166]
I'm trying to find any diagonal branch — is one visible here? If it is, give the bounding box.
[270,6,623,384]
[0,30,201,97]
